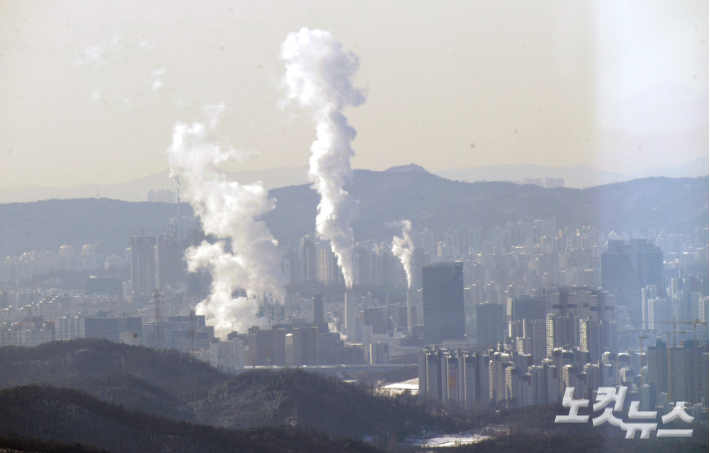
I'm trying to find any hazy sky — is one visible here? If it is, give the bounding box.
[0,0,707,188]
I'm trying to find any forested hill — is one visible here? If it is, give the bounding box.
[0,173,706,255]
[0,341,707,453]
[0,340,455,441]
[0,385,383,453]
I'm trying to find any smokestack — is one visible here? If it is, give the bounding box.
[344,290,357,342]
[406,289,412,334]
[280,28,366,289]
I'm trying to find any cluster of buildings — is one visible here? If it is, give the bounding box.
[0,216,707,416]
[418,340,708,416]
[1,244,99,283]
[416,237,708,416]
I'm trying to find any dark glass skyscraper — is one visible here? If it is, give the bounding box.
[422,261,465,344]
[601,239,664,327]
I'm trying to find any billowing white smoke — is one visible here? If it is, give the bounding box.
[166,104,286,338]
[391,220,415,289]
[280,28,366,288]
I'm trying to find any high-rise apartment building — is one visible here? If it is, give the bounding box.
[156,235,188,293]
[579,318,601,362]
[513,318,547,363]
[301,238,317,283]
[130,236,156,295]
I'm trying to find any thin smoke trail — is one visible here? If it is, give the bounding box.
[391,220,415,289]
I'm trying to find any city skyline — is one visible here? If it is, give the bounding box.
[0,2,708,450]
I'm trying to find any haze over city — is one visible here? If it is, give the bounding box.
[0,0,707,191]
[0,1,707,452]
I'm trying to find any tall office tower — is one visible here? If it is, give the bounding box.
[509,295,546,322]
[318,247,333,285]
[647,339,668,395]
[668,340,709,404]
[301,238,317,283]
[156,235,188,293]
[313,294,325,324]
[589,289,614,322]
[476,302,505,347]
[422,262,465,344]
[130,236,156,295]
[601,239,664,327]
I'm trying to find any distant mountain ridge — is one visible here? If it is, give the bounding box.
[385,164,430,174]
[0,173,706,256]
[264,171,708,246]
[0,155,706,203]
[436,154,709,188]
[0,166,311,204]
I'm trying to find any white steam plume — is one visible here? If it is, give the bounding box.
[166,104,285,338]
[391,220,415,289]
[280,28,366,289]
